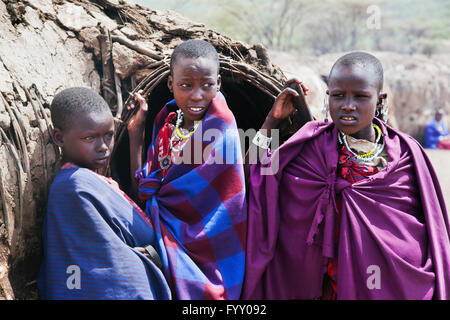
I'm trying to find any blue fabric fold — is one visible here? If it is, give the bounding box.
[37,166,172,300]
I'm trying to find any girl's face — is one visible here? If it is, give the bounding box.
[167,56,221,129]
[328,65,381,141]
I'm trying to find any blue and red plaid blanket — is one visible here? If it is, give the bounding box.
[136,92,247,299]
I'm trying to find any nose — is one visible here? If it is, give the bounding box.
[190,87,203,102]
[96,138,109,154]
[341,98,356,112]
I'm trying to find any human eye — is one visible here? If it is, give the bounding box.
[179,83,191,89]
[331,93,344,98]
[82,136,94,141]
[105,132,114,140]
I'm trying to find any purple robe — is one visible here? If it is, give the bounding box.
[243,119,450,300]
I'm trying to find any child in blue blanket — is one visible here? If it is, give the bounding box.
[37,87,171,299]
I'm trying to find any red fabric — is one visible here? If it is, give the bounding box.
[438,140,450,150]
[322,145,379,300]
[155,112,177,177]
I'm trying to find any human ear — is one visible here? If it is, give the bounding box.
[167,75,173,93]
[51,127,64,148]
[216,74,222,91]
[378,92,387,105]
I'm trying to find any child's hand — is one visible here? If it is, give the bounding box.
[270,78,309,121]
[127,90,149,134]
[134,246,151,259]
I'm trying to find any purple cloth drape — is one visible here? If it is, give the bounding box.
[243,119,450,300]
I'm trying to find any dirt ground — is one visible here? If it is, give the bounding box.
[425,149,450,210]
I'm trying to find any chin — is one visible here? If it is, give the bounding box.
[338,127,358,135]
[334,124,356,135]
[81,162,104,171]
[186,112,207,122]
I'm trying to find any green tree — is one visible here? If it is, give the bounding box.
[134,0,450,55]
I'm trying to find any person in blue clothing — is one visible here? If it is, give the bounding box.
[38,87,171,299]
[425,108,450,149]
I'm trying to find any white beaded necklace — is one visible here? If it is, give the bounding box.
[169,109,201,153]
[338,124,385,162]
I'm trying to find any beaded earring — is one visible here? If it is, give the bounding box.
[176,109,183,127]
[381,98,389,122]
[323,98,329,123]
[376,98,389,122]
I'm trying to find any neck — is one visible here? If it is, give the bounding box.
[181,118,195,130]
[349,124,376,142]
[61,155,70,165]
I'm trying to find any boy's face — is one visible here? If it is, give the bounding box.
[52,111,115,170]
[167,56,221,128]
[328,65,382,140]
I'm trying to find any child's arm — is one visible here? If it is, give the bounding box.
[127,90,149,199]
[244,78,308,178]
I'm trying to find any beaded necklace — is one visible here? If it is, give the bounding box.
[338,124,385,162]
[169,109,201,153]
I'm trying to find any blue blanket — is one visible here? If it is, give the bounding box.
[37,165,172,299]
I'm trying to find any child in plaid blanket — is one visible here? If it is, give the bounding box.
[128,40,247,299]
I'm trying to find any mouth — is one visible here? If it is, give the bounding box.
[339,115,358,124]
[94,156,109,165]
[186,106,206,113]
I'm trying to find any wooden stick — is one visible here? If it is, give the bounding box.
[0,159,13,245]
[11,106,31,176]
[0,93,30,177]
[145,70,170,95]
[0,126,24,233]
[23,85,60,160]
[19,87,49,199]
[114,71,123,119]
[131,74,136,90]
[111,34,162,61]
[142,65,169,94]
[143,59,168,70]
[98,27,117,109]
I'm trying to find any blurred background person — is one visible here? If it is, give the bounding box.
[425,108,450,149]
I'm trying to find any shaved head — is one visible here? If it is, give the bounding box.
[329,51,384,92]
[170,39,220,75]
[50,87,111,131]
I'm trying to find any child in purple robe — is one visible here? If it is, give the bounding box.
[243,51,450,300]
